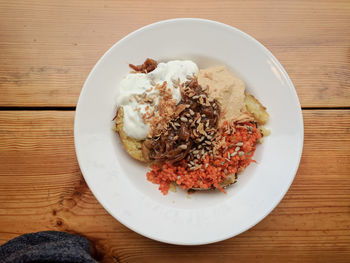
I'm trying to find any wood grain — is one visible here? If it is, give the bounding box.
[0,110,349,262]
[0,0,349,107]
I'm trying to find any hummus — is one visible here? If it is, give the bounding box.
[198,66,245,124]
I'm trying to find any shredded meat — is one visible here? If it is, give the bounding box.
[129,58,158,73]
[143,78,220,164]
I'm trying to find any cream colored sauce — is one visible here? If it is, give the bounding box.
[115,60,198,139]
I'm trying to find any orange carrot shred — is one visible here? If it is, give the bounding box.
[146,122,262,195]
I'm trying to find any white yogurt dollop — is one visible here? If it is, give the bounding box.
[116,60,198,139]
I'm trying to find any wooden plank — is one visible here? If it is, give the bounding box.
[0,0,349,107]
[0,109,349,262]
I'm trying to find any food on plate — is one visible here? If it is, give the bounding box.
[198,65,245,125]
[244,92,269,125]
[114,59,270,195]
[115,107,145,162]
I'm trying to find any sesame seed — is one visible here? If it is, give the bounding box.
[180,117,188,122]
[238,151,244,156]
[236,142,244,146]
[179,144,188,150]
[235,146,240,152]
[231,152,237,157]
[192,95,199,99]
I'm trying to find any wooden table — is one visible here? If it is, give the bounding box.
[0,1,349,262]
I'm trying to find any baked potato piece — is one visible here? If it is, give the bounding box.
[115,107,146,162]
[245,92,269,125]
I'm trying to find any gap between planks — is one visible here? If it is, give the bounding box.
[0,107,350,111]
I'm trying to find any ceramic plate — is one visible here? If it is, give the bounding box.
[74,18,303,245]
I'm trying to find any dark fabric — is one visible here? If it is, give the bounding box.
[0,231,97,263]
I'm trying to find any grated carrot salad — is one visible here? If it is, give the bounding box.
[146,122,262,195]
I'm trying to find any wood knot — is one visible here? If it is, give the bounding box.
[56,218,64,227]
[62,198,77,209]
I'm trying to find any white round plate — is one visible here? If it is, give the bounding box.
[74,18,303,245]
